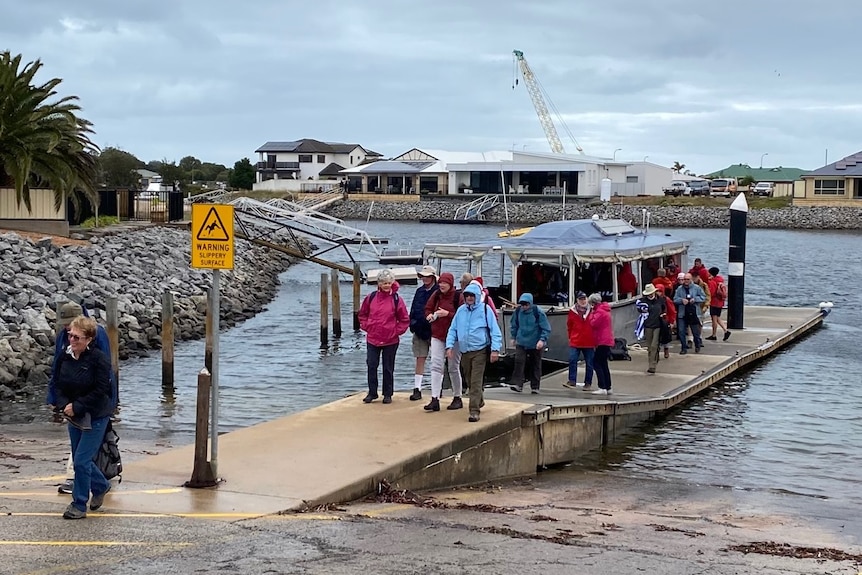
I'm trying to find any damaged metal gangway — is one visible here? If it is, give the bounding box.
[228,197,381,275]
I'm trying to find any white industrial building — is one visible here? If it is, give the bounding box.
[339,147,675,197]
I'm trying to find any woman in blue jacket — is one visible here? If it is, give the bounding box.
[445,283,502,422]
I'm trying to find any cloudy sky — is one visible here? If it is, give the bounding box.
[4,0,861,174]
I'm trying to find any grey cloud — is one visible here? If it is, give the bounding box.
[3,0,862,171]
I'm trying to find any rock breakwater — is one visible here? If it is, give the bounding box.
[325,200,862,229]
[0,226,295,400]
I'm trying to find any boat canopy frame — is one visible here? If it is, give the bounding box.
[422,218,690,304]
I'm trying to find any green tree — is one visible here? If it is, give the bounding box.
[739,175,755,187]
[671,161,685,173]
[0,51,99,210]
[199,161,227,182]
[229,158,255,190]
[97,146,143,187]
[179,155,202,182]
[157,160,185,191]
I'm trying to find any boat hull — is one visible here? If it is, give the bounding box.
[499,301,640,364]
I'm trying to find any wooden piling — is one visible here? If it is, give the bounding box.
[105,296,120,399]
[161,289,175,389]
[204,288,213,372]
[331,269,342,338]
[320,273,329,346]
[353,263,362,331]
[54,301,63,336]
[185,367,217,488]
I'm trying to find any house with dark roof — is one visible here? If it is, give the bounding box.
[797,151,862,206]
[254,139,382,186]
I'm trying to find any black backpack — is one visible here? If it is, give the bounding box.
[608,337,631,361]
[367,290,400,314]
[94,421,123,482]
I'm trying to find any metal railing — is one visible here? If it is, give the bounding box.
[230,197,382,258]
[454,194,500,220]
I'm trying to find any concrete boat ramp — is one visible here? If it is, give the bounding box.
[6,306,826,519]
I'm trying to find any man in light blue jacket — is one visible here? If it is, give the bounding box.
[509,292,551,394]
[446,283,502,422]
[673,273,706,355]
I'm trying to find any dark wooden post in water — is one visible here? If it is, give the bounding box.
[204,288,213,372]
[353,263,362,331]
[54,301,63,336]
[727,193,748,330]
[331,269,342,338]
[185,367,217,488]
[320,273,329,346]
[105,296,120,400]
[161,289,175,389]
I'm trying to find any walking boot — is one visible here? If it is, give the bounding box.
[447,396,463,410]
[409,388,422,401]
[423,398,440,412]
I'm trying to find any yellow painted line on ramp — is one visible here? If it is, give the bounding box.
[0,487,183,497]
[4,512,261,519]
[0,541,192,547]
[0,475,67,486]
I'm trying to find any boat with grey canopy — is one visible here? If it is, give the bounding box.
[422,217,691,364]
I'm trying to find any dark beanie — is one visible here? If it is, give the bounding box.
[708,266,720,276]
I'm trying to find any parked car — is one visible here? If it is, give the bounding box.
[751,182,775,197]
[710,178,737,198]
[663,180,690,197]
[688,180,711,197]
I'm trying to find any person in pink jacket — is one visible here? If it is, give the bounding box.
[587,293,615,395]
[358,269,410,404]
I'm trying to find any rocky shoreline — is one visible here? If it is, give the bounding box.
[325,200,862,229]
[0,226,296,401]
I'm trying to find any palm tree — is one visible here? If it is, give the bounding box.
[0,51,98,211]
[671,161,686,173]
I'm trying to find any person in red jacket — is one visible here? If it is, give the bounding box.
[657,285,676,358]
[358,270,410,404]
[705,266,731,341]
[688,258,706,278]
[563,292,595,389]
[617,263,638,299]
[423,272,464,411]
[587,293,615,395]
[651,268,675,295]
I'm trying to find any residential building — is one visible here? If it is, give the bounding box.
[705,164,806,183]
[340,148,674,197]
[254,139,382,186]
[797,151,862,206]
[135,169,161,189]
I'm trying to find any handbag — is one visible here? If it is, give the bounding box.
[659,320,672,345]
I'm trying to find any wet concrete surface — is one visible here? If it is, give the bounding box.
[2,425,860,575]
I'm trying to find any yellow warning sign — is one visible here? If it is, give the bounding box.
[191,204,234,269]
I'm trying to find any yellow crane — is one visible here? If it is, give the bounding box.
[512,49,584,155]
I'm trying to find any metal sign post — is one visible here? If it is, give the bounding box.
[190,203,234,480]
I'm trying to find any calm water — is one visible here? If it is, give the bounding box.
[5,220,861,526]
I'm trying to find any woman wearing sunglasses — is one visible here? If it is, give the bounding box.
[53,315,113,519]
